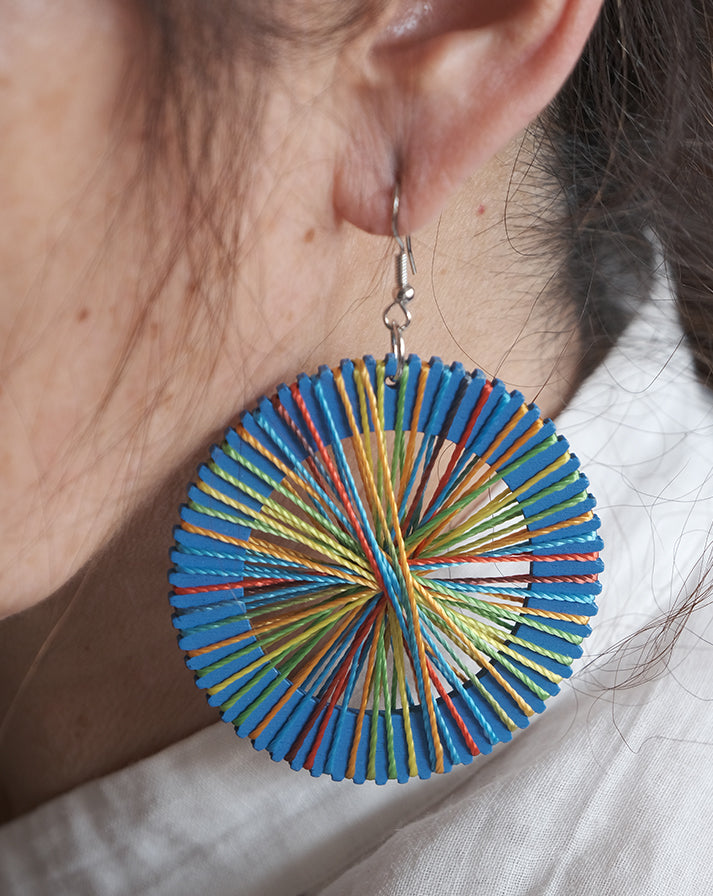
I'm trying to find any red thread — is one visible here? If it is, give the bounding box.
[288,603,384,768]
[290,384,387,593]
[422,381,494,520]
[427,658,480,757]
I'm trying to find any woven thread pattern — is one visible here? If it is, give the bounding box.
[170,356,602,782]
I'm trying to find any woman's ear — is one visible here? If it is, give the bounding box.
[333,0,604,234]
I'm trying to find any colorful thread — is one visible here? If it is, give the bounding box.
[169,355,602,782]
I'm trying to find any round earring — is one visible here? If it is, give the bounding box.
[168,188,602,783]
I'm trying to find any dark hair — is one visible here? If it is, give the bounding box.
[548,0,713,382]
[539,0,713,684]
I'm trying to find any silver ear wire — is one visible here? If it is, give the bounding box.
[392,187,417,277]
[384,184,416,382]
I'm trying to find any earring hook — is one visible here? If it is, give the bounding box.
[384,183,418,381]
[392,185,417,275]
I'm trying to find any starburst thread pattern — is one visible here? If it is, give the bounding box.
[170,356,602,782]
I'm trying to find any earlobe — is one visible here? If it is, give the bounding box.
[332,0,604,236]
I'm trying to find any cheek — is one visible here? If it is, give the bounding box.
[0,1,153,614]
[0,287,186,618]
[0,1,140,276]
[0,0,145,366]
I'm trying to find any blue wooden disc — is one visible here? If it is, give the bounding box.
[169,355,602,782]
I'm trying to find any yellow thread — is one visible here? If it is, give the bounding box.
[196,480,355,568]
[217,438,364,561]
[233,424,324,507]
[498,643,563,684]
[356,360,445,774]
[354,366,378,522]
[334,370,393,550]
[397,364,429,507]
[434,508,594,559]
[346,608,383,779]
[411,578,536,715]
[437,405,529,512]
[248,605,363,740]
[246,537,372,583]
[387,608,419,776]
[248,593,375,652]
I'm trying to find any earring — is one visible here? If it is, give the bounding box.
[169,188,602,783]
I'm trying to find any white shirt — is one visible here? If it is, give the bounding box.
[3,279,713,895]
